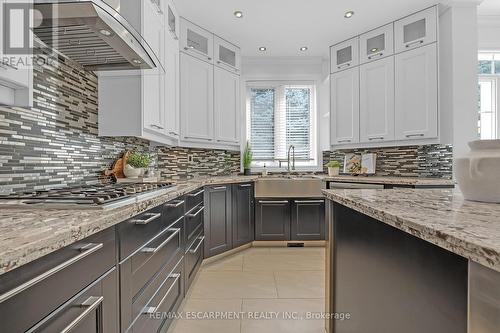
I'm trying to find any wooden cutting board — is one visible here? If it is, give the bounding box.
[104,151,130,179]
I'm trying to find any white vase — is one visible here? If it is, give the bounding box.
[123,164,143,179]
[455,139,500,203]
[328,167,340,177]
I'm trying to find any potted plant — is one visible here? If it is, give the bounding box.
[242,142,253,176]
[124,151,151,178]
[326,160,341,176]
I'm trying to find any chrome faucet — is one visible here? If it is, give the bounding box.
[287,145,295,173]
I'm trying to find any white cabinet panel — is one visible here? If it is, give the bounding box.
[360,57,395,143]
[395,6,437,53]
[180,18,214,63]
[214,67,240,144]
[214,36,241,74]
[180,53,214,142]
[395,43,438,140]
[360,23,394,64]
[330,37,359,74]
[330,67,360,145]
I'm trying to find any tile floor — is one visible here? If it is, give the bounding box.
[168,247,326,333]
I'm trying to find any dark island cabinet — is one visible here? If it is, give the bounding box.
[255,200,291,241]
[291,199,325,240]
[232,183,255,247]
[204,185,232,258]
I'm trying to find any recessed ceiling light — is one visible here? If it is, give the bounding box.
[300,46,308,51]
[132,59,142,65]
[234,11,243,18]
[99,29,112,36]
[258,47,267,51]
[344,11,354,18]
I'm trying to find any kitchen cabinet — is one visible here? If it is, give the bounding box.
[164,0,180,139]
[394,6,437,53]
[469,262,500,333]
[330,67,360,146]
[359,56,395,143]
[291,199,325,241]
[395,43,438,140]
[330,37,359,73]
[204,185,232,258]
[359,23,394,64]
[180,18,214,64]
[0,0,33,107]
[166,1,179,41]
[232,183,255,248]
[214,36,241,74]
[214,66,240,145]
[255,200,291,241]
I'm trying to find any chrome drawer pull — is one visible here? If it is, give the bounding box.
[337,63,351,69]
[368,52,384,60]
[338,139,351,143]
[212,186,227,190]
[60,296,104,333]
[187,189,204,197]
[294,200,324,204]
[165,200,184,208]
[0,243,103,304]
[405,39,424,48]
[239,184,252,188]
[189,236,205,254]
[150,124,164,130]
[187,206,204,218]
[143,260,183,315]
[131,213,161,225]
[141,228,180,254]
[368,136,384,141]
[259,200,288,204]
[405,133,425,138]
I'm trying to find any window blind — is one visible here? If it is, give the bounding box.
[250,88,275,160]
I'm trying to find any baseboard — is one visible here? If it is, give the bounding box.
[201,243,252,265]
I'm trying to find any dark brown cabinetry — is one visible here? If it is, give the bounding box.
[232,183,255,247]
[204,185,232,258]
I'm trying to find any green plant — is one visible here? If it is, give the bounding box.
[325,160,341,168]
[127,152,151,168]
[242,142,253,169]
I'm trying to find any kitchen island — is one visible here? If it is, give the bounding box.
[323,188,500,333]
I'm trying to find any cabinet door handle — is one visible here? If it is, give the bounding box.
[143,270,181,315]
[150,124,165,130]
[338,139,351,143]
[337,63,351,69]
[212,186,227,190]
[368,52,384,60]
[141,228,180,254]
[405,40,424,48]
[165,200,184,208]
[189,236,205,253]
[259,200,288,204]
[0,243,103,303]
[405,133,425,138]
[184,46,212,61]
[368,136,384,141]
[239,184,252,188]
[131,212,162,225]
[187,189,204,197]
[60,296,104,333]
[294,200,324,204]
[187,206,204,217]
[168,131,179,136]
[216,60,239,72]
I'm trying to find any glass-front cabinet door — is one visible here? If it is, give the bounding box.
[180,18,214,63]
[330,37,359,74]
[214,36,241,74]
[167,2,179,40]
[394,6,437,53]
[360,23,394,64]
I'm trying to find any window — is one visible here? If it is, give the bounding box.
[247,82,318,169]
[478,52,500,139]
[478,53,500,75]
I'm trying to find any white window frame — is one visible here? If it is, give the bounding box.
[478,51,500,140]
[246,80,321,172]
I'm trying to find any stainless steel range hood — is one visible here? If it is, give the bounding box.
[33,0,160,71]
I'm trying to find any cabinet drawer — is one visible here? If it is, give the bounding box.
[26,268,118,333]
[163,196,186,226]
[185,231,204,291]
[130,257,184,333]
[185,187,204,212]
[0,228,116,333]
[185,203,204,247]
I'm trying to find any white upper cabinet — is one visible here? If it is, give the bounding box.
[395,6,437,53]
[395,43,438,140]
[180,18,214,63]
[166,1,179,41]
[164,1,180,138]
[330,67,360,145]
[214,36,241,74]
[180,52,214,142]
[360,23,394,64]
[330,37,359,73]
[214,67,240,144]
[360,57,395,143]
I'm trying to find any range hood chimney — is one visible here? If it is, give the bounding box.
[33,0,161,71]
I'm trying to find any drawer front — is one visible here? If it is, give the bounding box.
[163,196,185,226]
[0,228,116,333]
[185,203,204,247]
[118,205,165,260]
[185,231,204,291]
[26,268,118,333]
[131,257,184,333]
[185,188,204,212]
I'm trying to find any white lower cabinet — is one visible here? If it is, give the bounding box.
[360,57,395,143]
[330,67,360,146]
[214,67,240,144]
[395,43,438,140]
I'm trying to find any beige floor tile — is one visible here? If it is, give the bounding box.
[241,298,325,333]
[266,247,326,256]
[274,271,325,299]
[189,270,278,299]
[169,299,242,333]
[203,253,244,271]
[243,253,325,271]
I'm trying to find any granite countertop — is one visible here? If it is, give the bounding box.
[0,175,258,276]
[317,175,455,186]
[323,188,500,273]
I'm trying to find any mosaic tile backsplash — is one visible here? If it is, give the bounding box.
[323,144,453,179]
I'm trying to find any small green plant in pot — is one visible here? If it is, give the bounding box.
[124,151,151,178]
[326,160,341,177]
[242,142,253,176]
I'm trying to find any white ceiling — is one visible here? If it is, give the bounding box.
[173,0,442,58]
[478,0,500,16]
